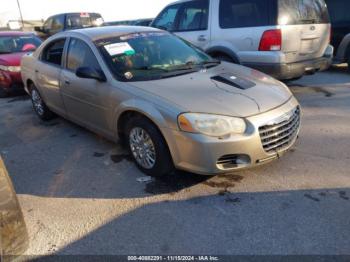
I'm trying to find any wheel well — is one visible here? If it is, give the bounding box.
[208,51,237,63]
[26,79,34,92]
[117,111,162,142]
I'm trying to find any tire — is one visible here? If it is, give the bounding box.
[0,87,8,98]
[30,85,55,121]
[125,116,174,177]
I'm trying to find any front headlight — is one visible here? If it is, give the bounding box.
[0,65,21,72]
[178,113,246,137]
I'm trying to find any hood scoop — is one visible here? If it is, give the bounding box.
[211,73,256,90]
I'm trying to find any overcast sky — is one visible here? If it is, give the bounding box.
[1,0,174,25]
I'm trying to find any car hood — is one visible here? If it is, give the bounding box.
[130,63,293,117]
[0,52,25,66]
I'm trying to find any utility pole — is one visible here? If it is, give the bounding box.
[16,0,24,30]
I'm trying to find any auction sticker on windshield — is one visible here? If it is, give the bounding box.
[104,42,135,56]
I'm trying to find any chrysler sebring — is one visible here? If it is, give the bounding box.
[21,26,300,176]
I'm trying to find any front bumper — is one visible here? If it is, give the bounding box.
[162,97,300,175]
[243,56,332,80]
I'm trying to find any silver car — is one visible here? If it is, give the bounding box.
[151,0,333,80]
[21,26,300,176]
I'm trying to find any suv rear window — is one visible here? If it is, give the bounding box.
[278,0,330,25]
[219,0,274,29]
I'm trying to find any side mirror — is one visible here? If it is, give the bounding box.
[76,67,107,82]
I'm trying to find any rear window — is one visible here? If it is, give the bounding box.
[66,13,104,29]
[278,0,330,25]
[219,0,274,29]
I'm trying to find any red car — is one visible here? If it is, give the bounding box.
[0,31,42,97]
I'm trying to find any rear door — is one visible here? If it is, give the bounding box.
[278,0,330,63]
[36,38,67,115]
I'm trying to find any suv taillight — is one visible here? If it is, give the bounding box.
[259,29,282,51]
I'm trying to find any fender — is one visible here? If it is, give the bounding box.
[336,33,350,62]
[113,98,171,140]
[206,46,240,64]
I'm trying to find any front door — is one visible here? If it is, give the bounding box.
[152,0,211,49]
[174,0,211,49]
[60,38,110,132]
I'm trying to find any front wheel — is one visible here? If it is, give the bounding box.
[30,85,55,121]
[125,117,174,177]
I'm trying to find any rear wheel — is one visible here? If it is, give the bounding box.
[30,85,55,121]
[125,116,174,177]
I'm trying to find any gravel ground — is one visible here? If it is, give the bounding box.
[0,67,350,256]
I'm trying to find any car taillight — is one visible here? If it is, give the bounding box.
[259,29,282,51]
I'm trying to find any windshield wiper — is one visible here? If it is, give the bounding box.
[133,66,169,72]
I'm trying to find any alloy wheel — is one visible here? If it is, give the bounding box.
[129,127,156,169]
[31,89,44,116]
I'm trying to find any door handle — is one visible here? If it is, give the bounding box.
[64,80,70,85]
[198,35,207,42]
[35,69,39,73]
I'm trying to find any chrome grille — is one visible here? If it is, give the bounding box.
[259,107,300,153]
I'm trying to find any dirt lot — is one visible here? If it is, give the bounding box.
[1,67,350,256]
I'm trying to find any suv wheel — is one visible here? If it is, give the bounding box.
[30,85,55,121]
[125,116,174,177]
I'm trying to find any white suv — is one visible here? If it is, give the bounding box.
[151,0,333,80]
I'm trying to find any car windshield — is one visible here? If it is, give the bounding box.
[0,35,42,54]
[96,31,219,82]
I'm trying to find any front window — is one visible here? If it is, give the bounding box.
[66,38,101,72]
[0,35,42,54]
[96,31,218,82]
[152,4,181,31]
[177,0,209,31]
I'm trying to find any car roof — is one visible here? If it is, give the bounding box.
[0,31,36,37]
[64,25,162,41]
